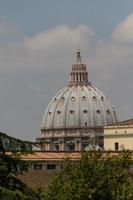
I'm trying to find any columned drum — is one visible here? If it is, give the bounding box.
[37,49,117,151]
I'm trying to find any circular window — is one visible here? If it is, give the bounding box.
[71,97,75,101]
[107,109,110,114]
[101,96,104,101]
[83,109,88,113]
[82,96,86,100]
[96,110,100,113]
[57,110,61,114]
[70,110,74,113]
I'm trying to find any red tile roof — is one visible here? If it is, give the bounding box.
[20,151,81,161]
[6,151,133,161]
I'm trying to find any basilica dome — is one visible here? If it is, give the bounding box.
[39,49,117,151]
[41,50,117,131]
[41,84,117,130]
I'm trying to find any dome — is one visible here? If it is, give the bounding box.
[41,84,116,130]
[38,49,117,151]
[41,49,117,131]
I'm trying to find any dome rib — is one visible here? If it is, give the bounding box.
[41,49,117,131]
[39,49,118,152]
[52,86,71,128]
[63,86,73,128]
[84,85,94,127]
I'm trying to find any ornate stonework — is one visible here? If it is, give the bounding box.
[37,50,117,151]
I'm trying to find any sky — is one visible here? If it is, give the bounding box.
[0,0,133,140]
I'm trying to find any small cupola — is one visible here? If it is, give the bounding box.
[70,49,90,85]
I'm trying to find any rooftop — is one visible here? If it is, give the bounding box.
[8,151,133,161]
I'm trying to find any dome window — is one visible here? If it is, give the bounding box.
[101,96,104,101]
[96,110,100,113]
[107,109,110,114]
[61,96,65,100]
[57,110,61,114]
[54,97,57,101]
[83,109,88,113]
[71,97,75,101]
[82,96,86,100]
[93,96,96,100]
[49,111,51,114]
[70,110,74,113]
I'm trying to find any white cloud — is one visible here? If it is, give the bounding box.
[112,14,133,44]
[87,14,133,75]
[24,25,94,51]
[0,16,133,139]
[0,25,94,72]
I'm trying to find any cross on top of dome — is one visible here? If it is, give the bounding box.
[69,49,89,85]
[76,49,82,64]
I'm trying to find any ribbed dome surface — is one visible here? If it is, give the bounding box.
[41,84,117,130]
[41,49,117,131]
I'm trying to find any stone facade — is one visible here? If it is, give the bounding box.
[37,127,103,151]
[104,119,133,150]
[37,50,117,151]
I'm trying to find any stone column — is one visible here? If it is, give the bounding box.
[81,73,83,81]
[45,143,48,151]
[30,163,34,171]
[75,141,78,151]
[78,74,80,82]
[77,141,81,151]
[60,140,65,150]
[43,164,46,171]
[47,142,51,151]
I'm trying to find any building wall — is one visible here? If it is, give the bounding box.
[104,125,133,150]
[19,151,133,188]
[37,127,103,151]
[19,161,62,187]
[19,171,56,188]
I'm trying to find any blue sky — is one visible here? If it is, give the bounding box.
[0,0,133,140]
[1,0,133,36]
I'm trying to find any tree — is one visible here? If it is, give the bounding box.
[0,132,39,153]
[0,153,42,200]
[44,151,133,200]
[0,132,43,200]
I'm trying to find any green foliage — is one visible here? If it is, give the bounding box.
[0,154,41,200]
[0,186,32,200]
[0,132,47,199]
[44,151,133,200]
[0,132,39,153]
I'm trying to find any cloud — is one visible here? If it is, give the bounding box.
[112,14,133,44]
[0,16,133,140]
[24,25,94,51]
[87,14,133,75]
[0,24,95,139]
[88,37,133,120]
[86,14,133,122]
[0,25,94,72]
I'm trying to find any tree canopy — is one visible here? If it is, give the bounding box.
[44,151,133,200]
[0,131,133,200]
[0,132,39,153]
[0,132,41,200]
